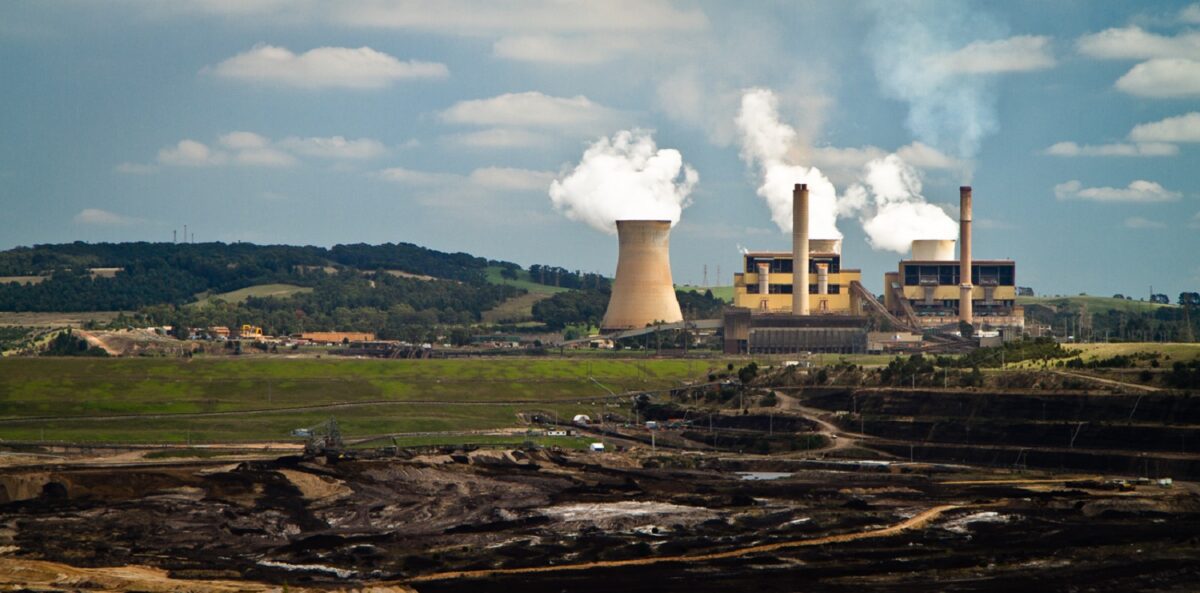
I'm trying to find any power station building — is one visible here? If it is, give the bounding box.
[881,188,1024,330]
[724,184,869,354]
[732,240,863,315]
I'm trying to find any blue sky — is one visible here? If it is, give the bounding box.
[0,0,1197,297]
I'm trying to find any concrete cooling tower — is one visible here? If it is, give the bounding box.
[600,220,684,332]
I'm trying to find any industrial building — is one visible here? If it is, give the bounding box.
[732,240,863,315]
[599,182,1019,353]
[881,187,1024,331]
[723,184,871,354]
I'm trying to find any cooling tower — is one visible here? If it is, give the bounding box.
[912,239,956,261]
[600,220,684,332]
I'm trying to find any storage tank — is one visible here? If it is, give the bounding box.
[911,239,956,261]
[600,220,684,331]
[809,239,842,255]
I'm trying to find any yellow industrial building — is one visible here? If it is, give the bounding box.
[732,239,862,315]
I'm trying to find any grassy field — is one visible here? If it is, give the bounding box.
[1065,342,1200,362]
[192,283,313,306]
[0,357,725,444]
[484,266,571,295]
[0,311,123,328]
[0,276,46,285]
[677,285,734,303]
[481,292,553,324]
[1017,295,1175,315]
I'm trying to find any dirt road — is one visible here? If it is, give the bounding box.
[409,503,968,582]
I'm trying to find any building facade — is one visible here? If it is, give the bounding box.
[732,240,862,315]
[883,258,1024,328]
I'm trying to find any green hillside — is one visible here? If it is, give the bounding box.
[677,285,734,303]
[192,283,312,306]
[1018,295,1175,315]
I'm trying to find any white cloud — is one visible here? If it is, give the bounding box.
[218,131,269,150]
[1129,112,1200,142]
[928,35,1056,74]
[278,136,388,159]
[1191,212,1200,229]
[1183,4,1200,24]
[208,44,448,89]
[1124,216,1167,229]
[378,165,555,194]
[492,34,641,65]
[1115,58,1200,97]
[1043,141,1179,157]
[378,167,458,186]
[233,147,297,167]
[336,0,707,34]
[73,208,139,225]
[443,128,551,148]
[808,142,962,185]
[114,162,157,175]
[1076,26,1200,60]
[440,91,620,132]
[136,132,389,171]
[157,139,226,167]
[895,141,963,169]
[467,167,555,191]
[1054,179,1181,203]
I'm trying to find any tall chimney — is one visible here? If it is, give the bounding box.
[600,220,684,332]
[792,183,810,315]
[959,186,973,325]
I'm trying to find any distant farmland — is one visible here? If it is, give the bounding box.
[192,283,313,306]
[0,358,724,444]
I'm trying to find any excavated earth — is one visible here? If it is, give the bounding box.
[1,446,1199,592]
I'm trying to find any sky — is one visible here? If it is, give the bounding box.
[0,0,1197,297]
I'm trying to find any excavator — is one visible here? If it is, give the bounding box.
[290,417,344,457]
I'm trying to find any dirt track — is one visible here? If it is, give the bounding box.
[410,503,966,582]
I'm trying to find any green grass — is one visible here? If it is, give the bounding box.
[356,434,594,450]
[481,292,553,324]
[192,283,313,306]
[484,266,571,295]
[1064,342,1200,363]
[1018,295,1175,315]
[0,357,731,443]
[677,285,734,303]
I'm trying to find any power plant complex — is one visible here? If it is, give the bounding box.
[598,183,1020,353]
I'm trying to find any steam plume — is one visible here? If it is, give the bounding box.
[864,1,1004,165]
[844,154,958,253]
[549,129,698,234]
[735,88,840,238]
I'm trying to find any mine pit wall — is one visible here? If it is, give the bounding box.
[0,468,202,504]
[799,388,1200,479]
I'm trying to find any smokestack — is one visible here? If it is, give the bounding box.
[959,186,973,325]
[817,263,829,296]
[792,184,810,315]
[600,220,684,332]
[756,262,770,299]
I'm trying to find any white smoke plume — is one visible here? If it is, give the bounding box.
[735,88,841,238]
[864,1,1008,166]
[844,154,958,253]
[549,129,698,234]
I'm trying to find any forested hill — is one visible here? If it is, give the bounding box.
[0,241,509,312]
